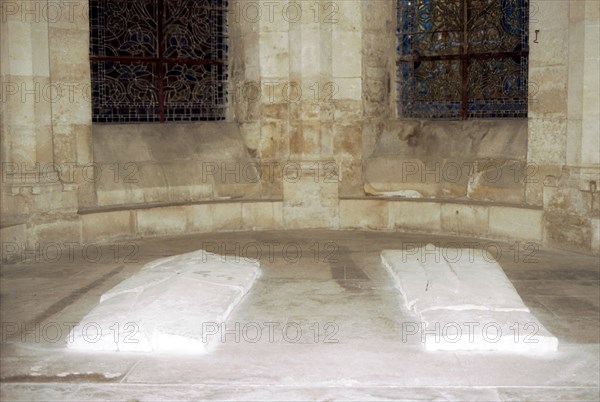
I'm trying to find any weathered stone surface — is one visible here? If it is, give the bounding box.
[333,100,363,121]
[93,123,262,206]
[441,204,489,237]
[259,33,289,78]
[338,159,364,197]
[259,121,289,160]
[0,224,27,263]
[333,124,362,158]
[187,201,272,234]
[365,120,528,202]
[68,249,260,353]
[592,217,600,253]
[137,206,188,237]
[332,32,362,78]
[339,200,388,229]
[242,201,284,230]
[488,207,543,242]
[210,203,244,231]
[82,211,134,243]
[540,167,599,251]
[467,159,527,204]
[528,118,568,164]
[388,201,442,233]
[544,212,592,252]
[290,121,321,157]
[528,67,568,118]
[283,161,339,229]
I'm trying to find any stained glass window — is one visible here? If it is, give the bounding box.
[397,0,529,119]
[90,0,228,123]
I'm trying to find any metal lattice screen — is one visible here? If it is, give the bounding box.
[90,0,228,123]
[397,0,529,120]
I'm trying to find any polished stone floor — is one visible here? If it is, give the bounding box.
[1,230,599,401]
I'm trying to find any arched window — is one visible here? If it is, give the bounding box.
[90,0,228,123]
[397,0,529,119]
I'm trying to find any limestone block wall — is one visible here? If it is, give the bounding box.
[79,200,285,244]
[359,1,532,207]
[355,0,599,253]
[528,1,600,252]
[47,0,93,206]
[229,0,365,228]
[90,123,262,207]
[364,120,529,203]
[1,0,82,245]
[1,0,598,257]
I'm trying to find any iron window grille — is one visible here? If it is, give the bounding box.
[397,0,529,120]
[90,0,228,123]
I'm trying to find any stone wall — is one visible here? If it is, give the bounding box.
[1,0,83,245]
[364,120,528,203]
[356,0,599,252]
[528,1,600,252]
[91,123,262,207]
[1,0,598,256]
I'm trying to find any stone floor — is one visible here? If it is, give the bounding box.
[1,230,599,401]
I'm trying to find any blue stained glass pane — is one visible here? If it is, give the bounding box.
[397,0,529,119]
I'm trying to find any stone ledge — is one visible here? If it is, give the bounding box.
[78,198,284,215]
[339,196,543,210]
[0,222,26,230]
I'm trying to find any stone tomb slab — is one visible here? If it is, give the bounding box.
[381,244,558,353]
[419,310,559,353]
[68,250,260,353]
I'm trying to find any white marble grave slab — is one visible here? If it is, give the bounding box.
[381,244,558,353]
[420,310,559,353]
[68,250,260,353]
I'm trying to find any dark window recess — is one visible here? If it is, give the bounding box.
[397,0,529,120]
[90,0,228,123]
